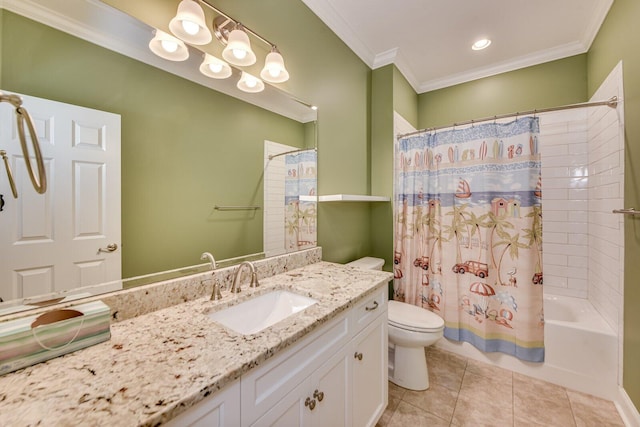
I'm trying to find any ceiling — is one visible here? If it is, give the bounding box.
[301,0,614,93]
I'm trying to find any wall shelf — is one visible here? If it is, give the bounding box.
[300,194,390,202]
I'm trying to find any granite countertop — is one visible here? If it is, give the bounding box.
[0,261,393,426]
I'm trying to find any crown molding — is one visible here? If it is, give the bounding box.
[418,40,587,93]
[371,48,398,69]
[580,0,614,51]
[300,0,376,68]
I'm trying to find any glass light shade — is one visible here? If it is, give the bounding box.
[169,0,212,45]
[260,50,289,83]
[199,54,232,79]
[149,30,189,61]
[222,27,256,66]
[237,72,264,93]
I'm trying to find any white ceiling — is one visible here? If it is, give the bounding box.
[301,0,614,93]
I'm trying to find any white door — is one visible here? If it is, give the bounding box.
[0,91,121,301]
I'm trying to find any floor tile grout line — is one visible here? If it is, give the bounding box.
[565,388,578,427]
[399,398,453,425]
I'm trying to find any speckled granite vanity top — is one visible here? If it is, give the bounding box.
[0,261,392,426]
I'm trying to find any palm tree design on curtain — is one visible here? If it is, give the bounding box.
[493,229,528,286]
[484,211,515,269]
[444,203,470,265]
[524,205,543,284]
[412,203,430,271]
[465,210,485,261]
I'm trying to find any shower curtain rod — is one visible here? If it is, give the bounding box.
[397,96,619,139]
[268,147,317,160]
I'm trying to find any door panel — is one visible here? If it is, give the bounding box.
[0,92,121,301]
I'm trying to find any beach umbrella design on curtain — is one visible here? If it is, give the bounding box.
[470,281,495,316]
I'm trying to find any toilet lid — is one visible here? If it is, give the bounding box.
[388,300,445,332]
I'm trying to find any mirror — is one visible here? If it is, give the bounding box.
[0,0,317,314]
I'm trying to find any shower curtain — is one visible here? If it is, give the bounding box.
[285,150,317,251]
[394,117,544,362]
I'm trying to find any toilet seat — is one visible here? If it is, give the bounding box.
[388,301,445,333]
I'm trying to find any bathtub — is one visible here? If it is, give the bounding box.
[436,294,619,400]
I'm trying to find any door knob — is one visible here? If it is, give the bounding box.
[313,389,324,402]
[354,351,363,361]
[98,243,118,253]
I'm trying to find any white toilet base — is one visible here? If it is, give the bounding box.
[389,345,429,391]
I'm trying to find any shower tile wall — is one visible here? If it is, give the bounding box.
[540,109,590,298]
[264,140,290,257]
[586,62,624,356]
[539,62,624,384]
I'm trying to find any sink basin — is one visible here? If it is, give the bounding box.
[208,290,318,335]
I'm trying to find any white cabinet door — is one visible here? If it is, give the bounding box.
[251,378,311,427]
[310,349,350,427]
[165,381,240,427]
[351,314,388,427]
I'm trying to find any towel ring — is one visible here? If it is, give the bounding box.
[16,106,47,194]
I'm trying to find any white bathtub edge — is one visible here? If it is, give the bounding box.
[435,339,618,400]
[616,387,640,427]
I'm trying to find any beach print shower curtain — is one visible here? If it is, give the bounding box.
[285,150,317,251]
[394,117,544,362]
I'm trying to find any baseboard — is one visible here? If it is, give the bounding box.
[616,388,640,427]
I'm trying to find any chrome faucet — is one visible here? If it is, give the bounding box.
[231,261,260,293]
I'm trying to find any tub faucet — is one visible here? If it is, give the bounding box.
[231,261,260,293]
[201,252,217,270]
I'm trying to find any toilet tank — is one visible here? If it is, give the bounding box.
[346,257,385,270]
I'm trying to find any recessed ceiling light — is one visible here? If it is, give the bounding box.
[472,38,492,51]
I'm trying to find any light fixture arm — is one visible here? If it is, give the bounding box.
[200,0,274,48]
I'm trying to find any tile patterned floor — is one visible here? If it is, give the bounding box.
[377,347,625,427]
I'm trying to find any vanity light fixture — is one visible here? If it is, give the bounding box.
[199,53,232,79]
[237,71,265,93]
[222,23,257,66]
[149,1,293,94]
[149,29,189,61]
[169,0,212,45]
[472,38,492,51]
[260,46,289,83]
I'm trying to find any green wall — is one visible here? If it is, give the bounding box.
[370,65,394,271]
[1,11,305,278]
[587,0,640,408]
[370,65,418,273]
[393,67,418,128]
[418,55,588,128]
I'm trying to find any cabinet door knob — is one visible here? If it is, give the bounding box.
[354,351,363,361]
[313,389,324,402]
[365,301,379,311]
[305,397,316,410]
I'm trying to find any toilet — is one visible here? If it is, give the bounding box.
[347,257,445,391]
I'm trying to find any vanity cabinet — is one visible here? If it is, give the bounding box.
[166,285,387,427]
